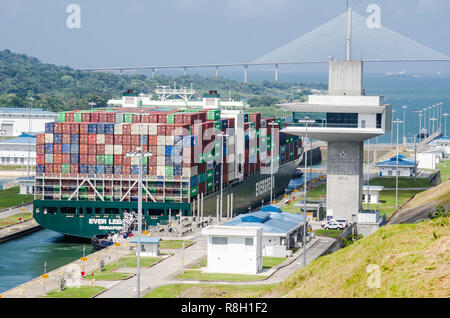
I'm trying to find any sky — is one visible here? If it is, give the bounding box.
[1,0,450,73]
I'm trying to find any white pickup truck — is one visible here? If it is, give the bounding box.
[321,219,346,230]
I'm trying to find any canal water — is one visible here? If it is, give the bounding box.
[0,229,94,293]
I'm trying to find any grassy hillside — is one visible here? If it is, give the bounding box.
[264,218,449,298]
[0,49,326,113]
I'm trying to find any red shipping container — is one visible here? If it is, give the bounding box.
[122,135,131,145]
[54,164,62,174]
[88,134,97,144]
[90,112,100,122]
[147,156,157,165]
[79,154,88,164]
[88,144,97,155]
[62,123,71,134]
[36,145,45,155]
[148,135,157,146]
[54,123,63,134]
[99,113,108,122]
[149,114,158,123]
[65,113,74,122]
[88,155,97,164]
[96,144,105,154]
[105,135,114,145]
[81,113,90,122]
[45,164,54,173]
[53,144,62,154]
[70,164,78,173]
[79,134,88,144]
[36,133,45,144]
[62,134,71,144]
[157,124,166,135]
[122,144,131,154]
[53,154,62,164]
[114,135,123,144]
[107,113,116,123]
[70,123,79,134]
[36,155,45,164]
[157,114,166,123]
[148,145,157,154]
[148,165,157,175]
[132,114,141,123]
[122,155,131,166]
[62,154,71,164]
[122,124,131,135]
[131,135,140,145]
[122,165,131,175]
[79,144,88,154]
[114,155,123,165]
[79,123,89,134]
[141,114,150,123]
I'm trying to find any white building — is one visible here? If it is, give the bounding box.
[202,225,263,275]
[429,137,450,154]
[130,237,161,257]
[376,155,418,177]
[417,152,439,169]
[361,185,384,204]
[0,133,36,167]
[0,108,57,137]
[18,177,34,194]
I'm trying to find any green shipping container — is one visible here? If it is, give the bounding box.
[73,113,82,122]
[206,170,214,179]
[104,155,114,165]
[190,185,198,197]
[61,164,70,174]
[97,155,105,164]
[165,166,174,177]
[214,121,221,131]
[45,154,53,164]
[124,113,133,123]
[166,113,175,124]
[115,113,124,123]
[206,109,220,120]
[206,180,214,190]
[57,112,66,122]
[199,173,206,183]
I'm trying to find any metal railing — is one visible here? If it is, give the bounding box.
[290,122,382,129]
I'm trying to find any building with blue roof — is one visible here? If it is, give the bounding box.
[376,155,418,177]
[130,236,161,256]
[221,205,308,256]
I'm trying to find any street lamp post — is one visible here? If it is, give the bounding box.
[423,108,428,135]
[401,105,407,144]
[443,113,449,137]
[217,132,229,220]
[27,97,34,177]
[393,119,403,208]
[428,106,432,134]
[126,145,152,298]
[297,116,314,267]
[391,109,396,147]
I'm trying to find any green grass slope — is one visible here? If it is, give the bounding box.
[264,218,449,298]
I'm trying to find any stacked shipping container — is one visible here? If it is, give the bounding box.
[36,107,301,203]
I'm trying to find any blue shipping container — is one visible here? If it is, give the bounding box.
[53,133,62,144]
[104,164,113,174]
[96,165,105,174]
[70,154,79,164]
[114,165,122,175]
[190,175,198,186]
[70,134,79,144]
[62,144,71,154]
[70,144,79,154]
[88,165,96,174]
[37,164,45,173]
[45,123,54,133]
[97,123,105,134]
[79,164,89,174]
[131,165,140,175]
[44,144,54,154]
[88,124,97,134]
[104,124,114,134]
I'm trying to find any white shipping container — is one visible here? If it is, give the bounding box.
[114,145,122,154]
[157,135,166,145]
[105,145,114,154]
[182,165,198,177]
[157,156,165,165]
[131,124,141,135]
[157,145,165,156]
[148,124,158,135]
[45,133,53,143]
[227,170,235,181]
[97,134,105,144]
[114,124,123,135]
[165,135,174,146]
[157,165,165,176]
[131,157,139,165]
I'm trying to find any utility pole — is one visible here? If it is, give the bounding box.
[218,132,229,220]
[393,119,403,208]
[268,122,278,204]
[402,105,407,144]
[443,113,448,137]
[27,97,34,177]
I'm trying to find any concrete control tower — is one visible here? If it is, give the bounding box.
[279,60,392,222]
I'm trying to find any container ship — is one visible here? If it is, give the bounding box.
[33,88,302,238]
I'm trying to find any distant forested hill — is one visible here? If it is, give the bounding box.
[0,49,326,112]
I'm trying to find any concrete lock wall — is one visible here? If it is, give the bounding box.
[326,141,363,221]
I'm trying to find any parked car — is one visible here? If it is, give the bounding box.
[336,219,348,228]
[323,220,345,230]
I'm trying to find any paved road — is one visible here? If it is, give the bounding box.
[0,203,33,219]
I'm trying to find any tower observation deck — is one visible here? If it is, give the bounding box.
[278,60,392,222]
